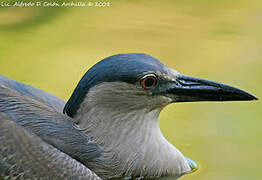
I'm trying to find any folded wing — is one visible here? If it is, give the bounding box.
[0,75,65,112]
[0,85,101,179]
[0,113,101,179]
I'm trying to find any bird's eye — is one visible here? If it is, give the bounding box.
[140,74,157,90]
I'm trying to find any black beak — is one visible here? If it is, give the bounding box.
[167,75,258,102]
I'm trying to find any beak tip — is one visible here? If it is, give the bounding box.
[239,95,258,101]
[251,96,258,101]
[241,91,258,101]
[235,92,258,101]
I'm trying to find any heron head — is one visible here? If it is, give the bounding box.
[62,53,257,179]
[63,53,257,117]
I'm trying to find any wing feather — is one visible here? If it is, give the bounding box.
[0,112,101,179]
[0,86,101,177]
[0,75,65,112]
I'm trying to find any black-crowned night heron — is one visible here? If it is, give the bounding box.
[0,53,257,179]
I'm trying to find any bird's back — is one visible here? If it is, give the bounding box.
[0,75,65,112]
[0,85,101,179]
[0,112,100,180]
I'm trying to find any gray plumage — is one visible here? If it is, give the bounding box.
[0,74,65,112]
[0,53,257,179]
[0,112,100,180]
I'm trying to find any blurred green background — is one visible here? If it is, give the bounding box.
[0,0,261,179]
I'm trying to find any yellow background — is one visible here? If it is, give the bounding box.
[0,0,261,179]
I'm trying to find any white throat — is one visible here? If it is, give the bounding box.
[73,82,191,179]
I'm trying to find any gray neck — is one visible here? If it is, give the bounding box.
[73,82,191,179]
[75,108,190,179]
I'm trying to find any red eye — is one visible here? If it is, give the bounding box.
[140,75,157,90]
